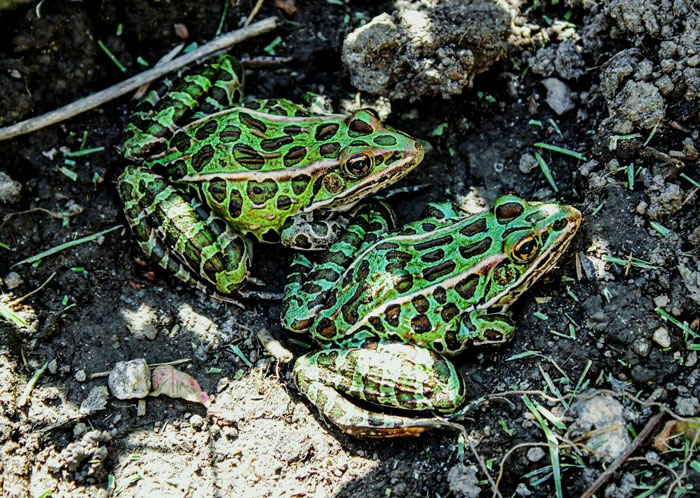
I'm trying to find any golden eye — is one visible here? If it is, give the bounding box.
[512,235,539,262]
[344,152,373,178]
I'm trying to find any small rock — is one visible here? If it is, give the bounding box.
[4,272,23,290]
[216,377,230,393]
[47,359,58,375]
[518,153,539,174]
[653,327,671,348]
[541,78,575,115]
[526,447,545,462]
[108,359,150,399]
[571,393,631,462]
[112,413,122,425]
[73,422,88,438]
[653,295,670,308]
[554,40,584,80]
[190,414,204,429]
[74,370,87,382]
[632,338,650,357]
[675,397,699,417]
[0,171,22,204]
[137,399,146,417]
[687,351,698,368]
[515,482,533,497]
[447,463,481,498]
[80,386,109,415]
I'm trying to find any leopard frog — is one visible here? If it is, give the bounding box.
[282,195,581,437]
[118,54,423,296]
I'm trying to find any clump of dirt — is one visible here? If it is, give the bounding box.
[342,0,514,99]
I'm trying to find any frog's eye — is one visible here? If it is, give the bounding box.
[511,234,539,263]
[344,152,374,178]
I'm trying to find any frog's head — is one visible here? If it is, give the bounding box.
[311,109,423,210]
[481,195,581,310]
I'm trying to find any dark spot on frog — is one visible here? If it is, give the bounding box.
[411,295,430,313]
[384,304,401,327]
[440,303,459,322]
[195,120,218,141]
[459,218,487,237]
[495,202,524,223]
[315,123,340,141]
[316,317,337,339]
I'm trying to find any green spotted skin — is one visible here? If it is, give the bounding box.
[117,54,424,295]
[282,195,582,437]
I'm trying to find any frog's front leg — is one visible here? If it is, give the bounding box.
[119,166,252,294]
[280,200,396,251]
[293,341,466,437]
[451,309,515,350]
[281,201,395,332]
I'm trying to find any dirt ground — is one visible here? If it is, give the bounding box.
[1,0,700,497]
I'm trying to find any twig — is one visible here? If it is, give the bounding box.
[89,357,192,379]
[466,434,503,498]
[132,43,184,100]
[9,272,56,306]
[580,411,664,498]
[245,0,266,26]
[256,328,293,363]
[0,17,278,142]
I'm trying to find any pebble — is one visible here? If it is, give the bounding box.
[190,414,204,429]
[515,483,533,497]
[632,338,650,357]
[137,399,146,417]
[571,394,631,461]
[526,447,545,462]
[675,397,699,417]
[518,153,539,174]
[0,171,22,204]
[4,272,23,290]
[653,327,671,348]
[80,386,109,415]
[47,358,58,375]
[108,359,151,399]
[447,463,481,498]
[73,422,88,438]
[74,370,87,382]
[687,351,698,367]
[653,295,670,308]
[541,78,576,115]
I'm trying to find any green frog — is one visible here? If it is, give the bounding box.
[282,196,581,437]
[118,55,424,296]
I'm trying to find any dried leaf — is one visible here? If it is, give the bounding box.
[150,365,210,407]
[274,0,297,15]
[654,419,700,451]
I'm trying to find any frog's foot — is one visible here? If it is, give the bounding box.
[456,309,515,348]
[280,199,395,252]
[122,54,244,160]
[119,165,251,295]
[293,341,467,437]
[281,201,395,332]
[279,212,350,251]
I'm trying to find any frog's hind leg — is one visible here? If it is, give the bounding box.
[122,54,244,160]
[119,165,251,295]
[293,341,466,437]
[281,201,394,332]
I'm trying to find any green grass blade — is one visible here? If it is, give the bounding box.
[12,225,122,267]
[534,142,586,161]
